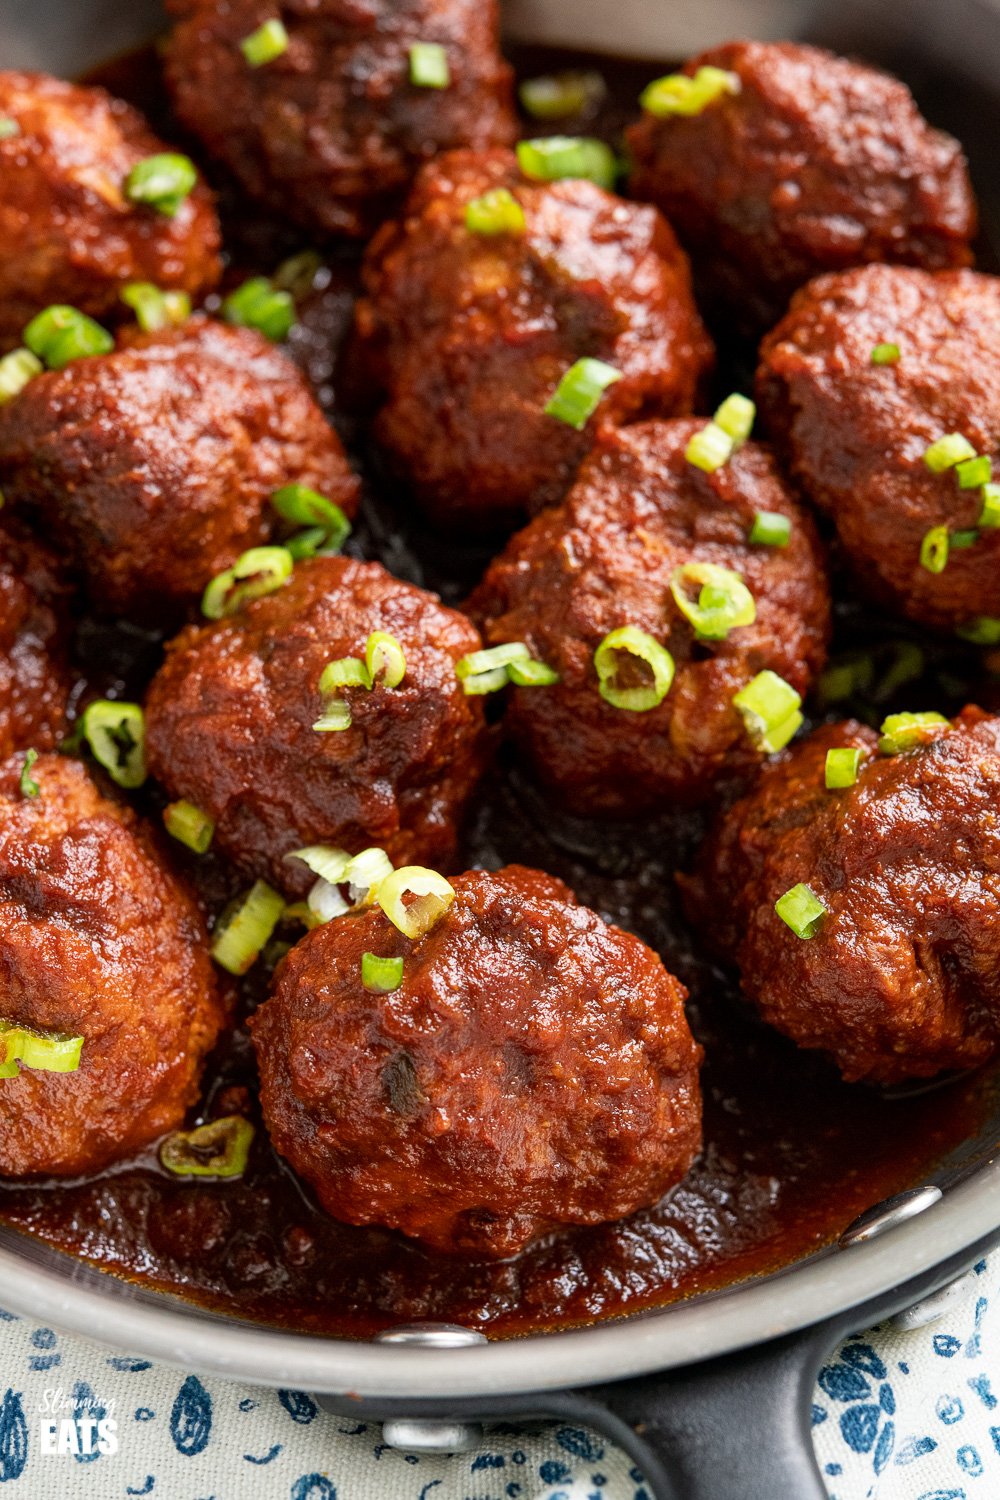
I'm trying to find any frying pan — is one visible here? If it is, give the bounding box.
[3,2,1000,1496]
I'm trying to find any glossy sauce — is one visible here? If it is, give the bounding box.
[0,42,996,1340]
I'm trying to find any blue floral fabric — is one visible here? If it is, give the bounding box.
[0,1254,997,1498]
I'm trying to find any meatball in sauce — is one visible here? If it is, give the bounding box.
[0,523,73,759]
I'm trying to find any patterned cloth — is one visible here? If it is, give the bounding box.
[0,1256,997,1498]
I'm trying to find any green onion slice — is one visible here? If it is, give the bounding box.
[456,640,556,695]
[211,881,285,974]
[670,562,756,641]
[456,642,531,680]
[516,136,617,189]
[544,357,621,430]
[956,454,992,489]
[594,626,674,712]
[877,711,949,755]
[124,153,198,217]
[0,348,42,403]
[824,747,863,789]
[640,64,740,117]
[271,483,351,553]
[159,1115,254,1178]
[978,483,1000,528]
[272,250,324,298]
[409,41,450,88]
[366,631,406,689]
[81,700,146,789]
[202,546,293,620]
[748,510,791,548]
[0,118,20,140]
[378,866,455,939]
[957,616,1000,645]
[346,847,394,903]
[23,305,113,369]
[284,526,331,560]
[733,670,802,753]
[919,525,949,574]
[18,748,39,798]
[951,528,978,549]
[222,276,295,341]
[361,952,404,993]
[286,844,353,885]
[870,342,900,365]
[313,699,353,732]
[774,883,827,940]
[519,70,606,119]
[121,282,191,333]
[465,187,526,236]
[507,657,559,686]
[0,1021,83,1079]
[319,657,372,695]
[713,393,755,444]
[163,800,214,854]
[685,421,734,473]
[240,17,289,66]
[924,432,976,473]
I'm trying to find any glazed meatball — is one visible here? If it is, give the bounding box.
[0,753,224,1176]
[756,265,1000,633]
[0,523,73,759]
[468,419,829,816]
[251,864,702,1256]
[627,41,975,333]
[145,555,490,893]
[164,0,517,240]
[354,148,713,531]
[0,316,359,619]
[685,708,1000,1084]
[0,71,221,349]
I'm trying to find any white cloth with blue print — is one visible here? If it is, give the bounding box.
[0,1255,997,1498]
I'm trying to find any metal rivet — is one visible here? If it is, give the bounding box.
[888,1269,978,1332]
[839,1185,942,1249]
[374,1322,488,1349]
[375,1323,488,1455]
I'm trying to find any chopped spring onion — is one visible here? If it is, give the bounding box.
[0,1022,83,1079]
[319,657,373,694]
[748,510,791,548]
[284,526,330,560]
[919,525,949,574]
[516,136,617,190]
[121,281,191,332]
[957,616,1000,645]
[346,847,394,902]
[286,845,352,885]
[956,454,992,489]
[733,670,802,753]
[272,250,324,298]
[159,1115,254,1178]
[640,64,740,118]
[519,70,606,120]
[313,699,353,732]
[361,952,404,993]
[544,357,621,429]
[774,883,827,940]
[271,483,351,554]
[222,276,295,341]
[124,153,198,217]
[978,483,1000,528]
[377,866,455,939]
[670,562,756,641]
[307,879,351,923]
[0,348,42,403]
[366,631,407,689]
[0,118,19,140]
[713,393,756,444]
[685,421,734,473]
[81,700,146,789]
[951,528,979,549]
[870,342,900,365]
[286,845,394,925]
[201,545,294,619]
[211,880,285,974]
[878,711,949,755]
[817,653,875,706]
[456,642,531,689]
[594,626,674,712]
[824,747,863,789]
[163,800,214,854]
[240,18,289,67]
[465,187,526,236]
[23,305,113,369]
[409,42,450,88]
[18,748,39,799]
[507,656,559,686]
[924,432,976,473]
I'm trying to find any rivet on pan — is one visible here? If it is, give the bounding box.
[838,1185,943,1249]
[375,1323,488,1455]
[888,1269,978,1332]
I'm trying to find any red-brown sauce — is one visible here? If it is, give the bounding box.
[0,42,997,1340]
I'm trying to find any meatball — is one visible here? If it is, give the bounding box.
[0,753,224,1176]
[251,864,702,1256]
[0,316,359,619]
[684,708,1000,1084]
[145,555,490,894]
[627,41,976,333]
[0,522,73,759]
[468,419,829,816]
[354,148,713,531]
[756,265,1000,633]
[0,71,221,349]
[164,0,517,240]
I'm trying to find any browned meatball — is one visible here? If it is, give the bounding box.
[0,523,73,759]
[145,555,490,893]
[627,41,976,333]
[251,864,702,1256]
[756,265,1000,634]
[0,316,359,619]
[164,0,517,240]
[684,708,1000,1084]
[0,753,224,1176]
[468,420,829,816]
[0,71,221,349]
[354,148,713,531]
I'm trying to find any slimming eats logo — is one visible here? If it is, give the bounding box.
[38,1388,118,1457]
